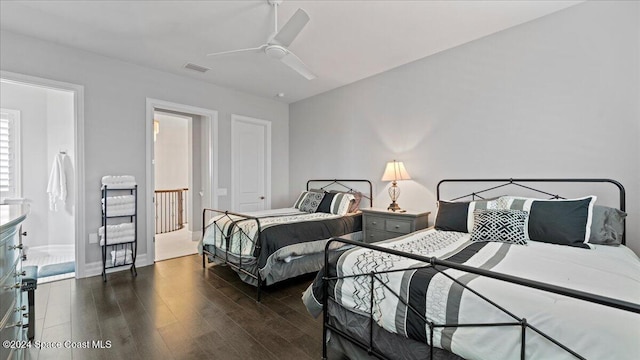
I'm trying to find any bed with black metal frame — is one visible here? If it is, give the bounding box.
[201,179,372,301]
[303,178,640,360]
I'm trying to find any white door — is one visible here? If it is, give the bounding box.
[232,115,271,212]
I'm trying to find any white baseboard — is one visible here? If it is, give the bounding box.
[81,253,151,278]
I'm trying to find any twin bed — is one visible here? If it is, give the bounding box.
[302,178,640,360]
[199,179,372,300]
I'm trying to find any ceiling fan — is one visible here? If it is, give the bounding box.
[207,0,316,80]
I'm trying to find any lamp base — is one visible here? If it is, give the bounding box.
[387,201,401,212]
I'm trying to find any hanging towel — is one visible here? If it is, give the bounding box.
[46,153,67,211]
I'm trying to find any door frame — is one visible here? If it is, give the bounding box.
[1,70,86,277]
[230,114,272,211]
[145,98,218,263]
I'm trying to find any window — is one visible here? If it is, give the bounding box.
[0,109,21,201]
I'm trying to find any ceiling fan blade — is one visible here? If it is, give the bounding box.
[273,8,310,47]
[280,51,316,80]
[207,46,264,57]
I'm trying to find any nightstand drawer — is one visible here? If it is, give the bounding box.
[365,216,386,231]
[385,219,412,234]
[364,230,393,243]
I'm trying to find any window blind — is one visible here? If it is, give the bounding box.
[0,109,19,199]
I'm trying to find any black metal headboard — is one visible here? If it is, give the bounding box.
[436,178,626,245]
[307,179,373,207]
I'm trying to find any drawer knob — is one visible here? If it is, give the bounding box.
[5,322,23,329]
[4,283,21,290]
[371,221,377,225]
[394,225,400,229]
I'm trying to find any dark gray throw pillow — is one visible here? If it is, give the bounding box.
[435,201,469,233]
[316,192,337,214]
[588,205,626,246]
[527,197,594,249]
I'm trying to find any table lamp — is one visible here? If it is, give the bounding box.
[381,160,411,212]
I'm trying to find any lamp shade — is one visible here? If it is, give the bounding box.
[381,160,411,181]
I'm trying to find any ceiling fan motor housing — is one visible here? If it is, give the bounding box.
[265,45,288,59]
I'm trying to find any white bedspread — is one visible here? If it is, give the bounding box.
[333,229,640,360]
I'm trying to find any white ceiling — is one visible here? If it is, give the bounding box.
[0,0,582,103]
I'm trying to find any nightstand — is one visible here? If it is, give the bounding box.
[361,208,430,243]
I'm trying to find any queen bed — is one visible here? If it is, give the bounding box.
[303,178,640,360]
[199,179,372,300]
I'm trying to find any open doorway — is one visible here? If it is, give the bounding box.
[153,110,194,261]
[0,71,85,282]
[146,99,218,263]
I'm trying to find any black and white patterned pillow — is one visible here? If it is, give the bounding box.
[471,209,529,245]
[299,191,325,213]
[293,189,324,209]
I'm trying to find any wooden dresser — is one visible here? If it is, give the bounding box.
[1,205,28,360]
[361,208,430,243]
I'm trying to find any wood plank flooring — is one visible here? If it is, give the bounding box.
[24,255,325,360]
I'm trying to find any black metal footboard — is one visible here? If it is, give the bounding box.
[321,237,640,360]
[201,208,265,301]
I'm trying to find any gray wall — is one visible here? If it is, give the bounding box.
[0,30,290,269]
[290,1,640,254]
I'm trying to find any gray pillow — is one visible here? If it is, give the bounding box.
[588,205,627,246]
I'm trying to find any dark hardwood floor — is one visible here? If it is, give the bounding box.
[25,255,324,360]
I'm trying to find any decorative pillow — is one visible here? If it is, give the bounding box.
[498,196,596,248]
[588,205,627,246]
[471,209,529,245]
[316,192,336,214]
[434,199,499,233]
[293,189,324,209]
[435,201,469,232]
[329,193,355,216]
[329,190,363,213]
[299,191,325,213]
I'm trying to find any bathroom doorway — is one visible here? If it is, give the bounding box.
[0,72,85,283]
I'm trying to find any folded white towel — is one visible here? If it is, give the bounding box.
[103,204,135,210]
[100,235,135,246]
[104,208,136,217]
[103,182,137,189]
[110,249,133,266]
[103,201,135,214]
[102,195,135,205]
[102,175,136,186]
[99,223,135,237]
